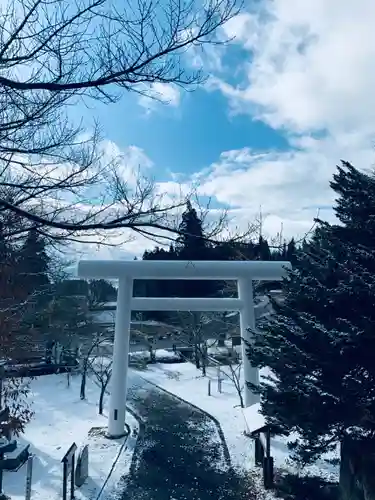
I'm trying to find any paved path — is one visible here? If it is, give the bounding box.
[119,375,255,500]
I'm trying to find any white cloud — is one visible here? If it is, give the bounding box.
[215,0,375,135]
[98,140,154,186]
[195,0,375,240]
[138,82,181,113]
[195,131,375,241]
[68,1,375,260]
[67,230,158,263]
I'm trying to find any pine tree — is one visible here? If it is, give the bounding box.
[176,200,208,259]
[247,162,375,485]
[175,200,214,298]
[286,237,297,265]
[136,245,178,321]
[257,236,271,260]
[18,228,50,300]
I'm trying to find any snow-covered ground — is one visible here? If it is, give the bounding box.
[4,355,338,500]
[2,374,138,500]
[137,361,340,482]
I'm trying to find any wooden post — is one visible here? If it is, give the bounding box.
[70,452,75,499]
[266,427,271,458]
[0,451,3,496]
[25,455,33,500]
[62,462,67,500]
[208,379,211,396]
[254,436,264,466]
[62,442,77,500]
[0,363,5,409]
[263,428,274,489]
[263,457,274,489]
[218,378,222,393]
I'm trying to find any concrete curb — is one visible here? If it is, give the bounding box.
[123,405,146,481]
[95,422,131,500]
[139,375,233,470]
[90,378,142,500]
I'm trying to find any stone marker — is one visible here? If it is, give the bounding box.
[75,445,89,487]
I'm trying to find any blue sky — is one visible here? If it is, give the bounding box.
[74,0,375,259]
[79,86,288,180]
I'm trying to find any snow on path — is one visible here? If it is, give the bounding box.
[137,362,340,482]
[136,362,254,471]
[121,377,253,500]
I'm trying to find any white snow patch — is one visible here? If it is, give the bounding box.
[242,403,266,434]
[2,373,138,500]
[129,349,181,362]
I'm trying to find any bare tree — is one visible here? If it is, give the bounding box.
[144,335,157,364]
[183,310,245,406]
[171,311,227,376]
[79,331,110,400]
[216,358,244,408]
[89,354,112,415]
[0,0,241,244]
[47,295,90,351]
[174,310,245,405]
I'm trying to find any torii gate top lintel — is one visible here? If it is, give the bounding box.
[78,259,291,281]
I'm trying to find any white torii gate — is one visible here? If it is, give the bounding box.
[78,259,291,437]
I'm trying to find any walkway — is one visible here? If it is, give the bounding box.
[120,376,255,500]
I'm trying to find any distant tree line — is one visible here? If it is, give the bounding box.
[133,200,297,321]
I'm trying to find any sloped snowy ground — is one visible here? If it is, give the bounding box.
[137,362,340,482]
[2,373,138,500]
[121,377,256,500]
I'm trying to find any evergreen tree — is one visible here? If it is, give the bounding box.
[136,245,178,321]
[176,200,208,260]
[175,200,214,298]
[257,235,271,260]
[247,162,375,488]
[280,241,287,260]
[89,279,117,306]
[18,228,50,300]
[286,237,297,265]
[56,279,89,297]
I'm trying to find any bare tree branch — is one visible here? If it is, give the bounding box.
[0,0,242,244]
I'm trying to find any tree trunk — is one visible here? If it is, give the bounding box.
[80,371,86,400]
[194,345,200,369]
[236,383,244,408]
[149,347,155,363]
[238,391,244,408]
[202,361,206,376]
[80,357,88,400]
[340,435,375,500]
[99,385,105,415]
[201,345,208,376]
